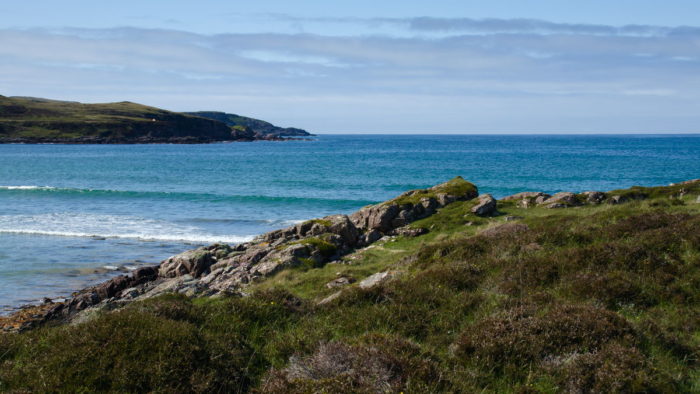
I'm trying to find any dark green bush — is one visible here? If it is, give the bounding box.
[454,304,636,370]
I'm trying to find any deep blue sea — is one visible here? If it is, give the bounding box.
[1,134,699,312]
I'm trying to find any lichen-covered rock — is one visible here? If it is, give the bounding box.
[501,191,550,201]
[351,204,400,233]
[582,191,606,204]
[351,177,477,237]
[540,192,580,208]
[158,247,215,278]
[471,194,497,216]
[391,226,429,237]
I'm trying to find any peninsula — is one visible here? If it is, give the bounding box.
[0,95,312,143]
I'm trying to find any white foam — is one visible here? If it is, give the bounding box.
[0,185,55,190]
[276,219,306,226]
[0,213,254,244]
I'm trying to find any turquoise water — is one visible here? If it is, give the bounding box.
[1,134,699,311]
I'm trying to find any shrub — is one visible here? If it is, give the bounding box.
[261,334,444,393]
[551,343,673,393]
[567,270,657,309]
[453,304,636,370]
[0,309,254,392]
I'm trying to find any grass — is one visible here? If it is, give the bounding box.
[0,95,232,141]
[390,176,477,206]
[1,182,700,392]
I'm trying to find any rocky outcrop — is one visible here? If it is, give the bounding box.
[501,192,550,208]
[541,192,581,208]
[159,247,217,278]
[582,191,606,204]
[8,177,700,331]
[13,177,476,327]
[501,192,550,201]
[471,194,497,216]
[350,176,477,242]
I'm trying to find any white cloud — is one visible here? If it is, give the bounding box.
[1,21,699,133]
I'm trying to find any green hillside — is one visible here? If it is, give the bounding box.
[0,96,303,143]
[1,179,699,392]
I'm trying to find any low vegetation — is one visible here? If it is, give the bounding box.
[1,181,699,392]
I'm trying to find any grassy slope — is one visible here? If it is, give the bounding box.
[1,182,700,392]
[0,96,232,141]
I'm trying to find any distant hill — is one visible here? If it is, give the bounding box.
[186,111,312,137]
[0,95,310,143]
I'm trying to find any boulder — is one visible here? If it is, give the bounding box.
[501,191,550,201]
[696,195,700,204]
[358,271,398,289]
[360,229,382,245]
[608,195,626,205]
[131,266,158,283]
[325,215,360,246]
[540,192,580,208]
[158,247,215,278]
[325,277,355,289]
[471,194,497,216]
[582,191,606,204]
[391,226,429,237]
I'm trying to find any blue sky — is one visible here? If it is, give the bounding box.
[1,1,699,133]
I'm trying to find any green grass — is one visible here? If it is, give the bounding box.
[1,182,700,392]
[391,176,477,205]
[0,95,232,141]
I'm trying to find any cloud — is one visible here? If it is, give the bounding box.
[263,14,700,38]
[0,21,699,133]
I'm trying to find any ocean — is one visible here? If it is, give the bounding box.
[1,134,699,312]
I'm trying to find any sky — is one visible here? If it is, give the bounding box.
[1,1,699,133]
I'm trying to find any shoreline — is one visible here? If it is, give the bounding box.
[3,177,697,332]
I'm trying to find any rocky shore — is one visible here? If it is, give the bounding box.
[2,177,695,332]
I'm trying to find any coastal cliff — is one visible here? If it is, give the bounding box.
[0,95,310,143]
[186,111,312,138]
[1,177,699,392]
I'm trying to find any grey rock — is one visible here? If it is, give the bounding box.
[535,195,549,204]
[539,192,579,207]
[696,195,700,204]
[471,194,497,216]
[362,229,382,244]
[501,191,550,201]
[608,195,625,205]
[325,277,355,289]
[358,271,397,289]
[324,215,360,246]
[200,267,225,285]
[318,290,343,305]
[119,287,140,299]
[582,191,606,204]
[158,248,215,278]
[391,226,429,237]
